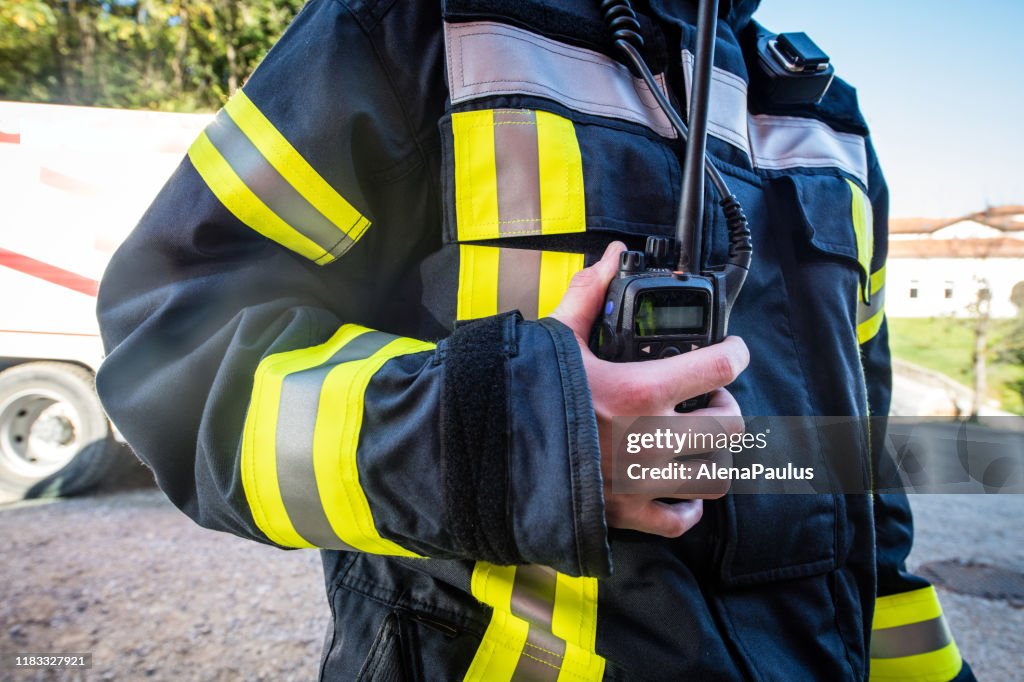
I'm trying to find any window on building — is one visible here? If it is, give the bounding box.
[944,281,954,299]
[909,280,919,299]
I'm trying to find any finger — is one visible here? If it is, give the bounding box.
[549,241,626,338]
[630,498,704,538]
[705,387,737,410]
[630,336,750,405]
[695,389,745,437]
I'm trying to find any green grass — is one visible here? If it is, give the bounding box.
[888,317,1024,414]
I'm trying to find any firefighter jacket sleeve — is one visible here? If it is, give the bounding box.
[860,142,971,681]
[94,0,610,578]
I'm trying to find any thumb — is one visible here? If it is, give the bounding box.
[550,241,626,340]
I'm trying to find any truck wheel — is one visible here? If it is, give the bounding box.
[0,362,122,501]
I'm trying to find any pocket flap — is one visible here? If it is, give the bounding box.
[791,174,873,298]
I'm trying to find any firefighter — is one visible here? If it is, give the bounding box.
[96,0,974,679]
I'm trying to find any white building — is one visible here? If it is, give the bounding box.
[887,207,1024,319]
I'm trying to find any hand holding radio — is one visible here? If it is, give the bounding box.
[597,0,752,411]
[550,242,749,538]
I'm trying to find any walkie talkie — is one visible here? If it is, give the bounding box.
[592,0,753,411]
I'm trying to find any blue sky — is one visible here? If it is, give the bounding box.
[755,0,1024,218]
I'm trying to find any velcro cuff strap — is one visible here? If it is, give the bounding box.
[442,312,520,565]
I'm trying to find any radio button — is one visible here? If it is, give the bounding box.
[637,342,661,358]
[659,345,682,359]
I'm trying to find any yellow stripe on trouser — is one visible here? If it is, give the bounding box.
[452,108,586,241]
[223,91,371,244]
[241,324,431,555]
[858,266,886,344]
[870,586,963,682]
[457,245,584,321]
[189,132,329,263]
[464,562,605,681]
[551,572,605,679]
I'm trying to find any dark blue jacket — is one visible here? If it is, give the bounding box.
[96,0,972,679]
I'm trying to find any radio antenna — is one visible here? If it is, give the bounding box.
[676,0,719,273]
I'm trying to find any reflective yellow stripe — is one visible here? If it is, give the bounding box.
[242,325,370,547]
[869,641,962,682]
[452,109,586,241]
[858,265,886,344]
[858,309,885,345]
[869,265,886,297]
[465,562,605,681]
[846,178,874,300]
[457,244,500,321]
[242,325,432,555]
[458,246,583,322]
[538,251,585,318]
[536,110,587,235]
[873,586,944,630]
[188,132,329,263]
[870,586,963,682]
[315,334,433,556]
[552,573,605,680]
[223,91,370,243]
[465,563,528,681]
[453,110,501,241]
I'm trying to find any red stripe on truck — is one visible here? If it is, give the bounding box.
[0,131,20,144]
[0,247,100,297]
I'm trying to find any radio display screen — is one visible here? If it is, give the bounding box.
[634,289,708,336]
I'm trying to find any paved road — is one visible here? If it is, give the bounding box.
[906,494,1024,681]
[0,490,1020,680]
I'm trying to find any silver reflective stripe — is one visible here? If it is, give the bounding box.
[749,114,868,186]
[513,626,566,681]
[871,615,954,659]
[494,110,542,230]
[510,565,558,627]
[680,50,869,186]
[498,248,542,320]
[510,566,565,681]
[204,110,355,259]
[274,331,396,549]
[858,284,885,325]
[681,50,750,153]
[445,21,676,138]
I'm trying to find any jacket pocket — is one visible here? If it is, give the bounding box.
[791,172,873,295]
[713,171,871,587]
[716,493,843,587]
[357,611,407,682]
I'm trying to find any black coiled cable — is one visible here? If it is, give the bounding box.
[599,0,751,273]
[600,0,645,62]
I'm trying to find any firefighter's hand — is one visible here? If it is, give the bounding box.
[549,241,749,538]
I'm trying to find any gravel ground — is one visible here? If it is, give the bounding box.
[907,494,1024,682]
[0,488,1020,681]
[0,490,328,681]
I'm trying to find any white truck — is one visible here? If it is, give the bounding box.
[0,101,210,501]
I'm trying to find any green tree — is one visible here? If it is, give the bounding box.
[0,0,304,112]
[1001,284,1024,406]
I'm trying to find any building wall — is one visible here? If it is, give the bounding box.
[886,257,1023,318]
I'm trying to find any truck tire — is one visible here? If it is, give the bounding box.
[0,362,122,501]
